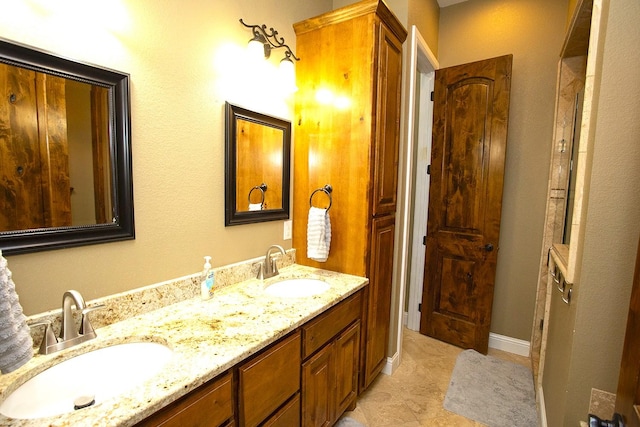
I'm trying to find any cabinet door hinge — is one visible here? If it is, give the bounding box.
[427,164,431,175]
[430,91,434,102]
[418,303,422,312]
[422,236,426,246]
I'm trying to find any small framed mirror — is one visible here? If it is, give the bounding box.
[0,38,134,255]
[224,102,290,226]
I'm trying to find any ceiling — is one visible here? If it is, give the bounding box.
[437,0,468,7]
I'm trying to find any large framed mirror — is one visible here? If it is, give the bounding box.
[224,102,290,226]
[0,38,134,255]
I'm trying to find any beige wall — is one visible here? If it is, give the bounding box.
[0,0,332,315]
[439,0,568,340]
[408,0,439,57]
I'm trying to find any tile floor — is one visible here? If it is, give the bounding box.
[341,328,532,426]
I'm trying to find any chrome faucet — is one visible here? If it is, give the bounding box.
[60,290,86,342]
[257,245,286,280]
[34,290,105,355]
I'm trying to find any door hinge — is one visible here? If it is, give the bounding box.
[422,236,426,246]
[539,318,544,331]
[427,164,431,175]
[418,303,422,312]
[430,91,434,101]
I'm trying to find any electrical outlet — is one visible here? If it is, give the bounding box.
[283,220,292,240]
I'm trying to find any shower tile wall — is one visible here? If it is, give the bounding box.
[530,55,587,385]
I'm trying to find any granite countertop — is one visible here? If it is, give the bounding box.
[0,264,368,427]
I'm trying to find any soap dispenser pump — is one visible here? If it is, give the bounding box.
[200,256,214,300]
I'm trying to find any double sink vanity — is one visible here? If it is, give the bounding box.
[0,253,368,427]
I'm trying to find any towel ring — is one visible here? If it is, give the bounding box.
[248,183,267,206]
[309,184,332,210]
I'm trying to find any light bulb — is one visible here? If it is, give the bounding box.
[247,38,266,60]
[279,57,297,93]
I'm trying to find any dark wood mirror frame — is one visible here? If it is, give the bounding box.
[224,102,290,226]
[0,38,134,255]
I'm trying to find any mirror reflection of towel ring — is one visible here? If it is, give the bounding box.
[248,183,267,207]
[309,184,332,210]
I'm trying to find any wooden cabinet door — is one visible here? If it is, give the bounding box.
[372,22,403,217]
[334,321,361,417]
[302,342,334,427]
[362,215,395,390]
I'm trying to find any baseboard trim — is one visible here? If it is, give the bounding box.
[538,384,548,427]
[488,332,530,357]
[382,351,400,376]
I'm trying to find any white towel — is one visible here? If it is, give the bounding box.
[0,250,33,374]
[307,207,331,262]
[248,203,262,211]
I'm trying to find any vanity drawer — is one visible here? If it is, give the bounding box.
[262,393,301,427]
[238,331,301,427]
[302,291,362,359]
[136,371,233,427]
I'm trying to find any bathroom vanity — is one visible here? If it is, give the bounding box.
[139,289,362,427]
[0,263,367,427]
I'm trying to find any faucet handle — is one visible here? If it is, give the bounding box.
[30,321,59,355]
[79,304,106,337]
[271,258,279,276]
[254,262,265,280]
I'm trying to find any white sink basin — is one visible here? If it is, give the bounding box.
[264,278,330,298]
[0,341,172,420]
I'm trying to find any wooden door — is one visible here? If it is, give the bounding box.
[615,237,640,427]
[419,55,512,353]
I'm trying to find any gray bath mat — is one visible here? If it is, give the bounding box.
[335,416,367,427]
[444,349,537,426]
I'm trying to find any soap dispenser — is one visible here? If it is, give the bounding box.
[200,256,214,300]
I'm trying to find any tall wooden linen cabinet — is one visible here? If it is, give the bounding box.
[292,0,407,392]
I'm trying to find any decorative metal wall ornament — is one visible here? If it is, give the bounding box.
[239,19,300,66]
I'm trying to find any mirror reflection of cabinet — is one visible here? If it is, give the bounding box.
[224,102,290,226]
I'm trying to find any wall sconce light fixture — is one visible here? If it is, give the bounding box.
[240,19,300,71]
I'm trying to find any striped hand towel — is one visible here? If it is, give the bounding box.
[307,207,331,262]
